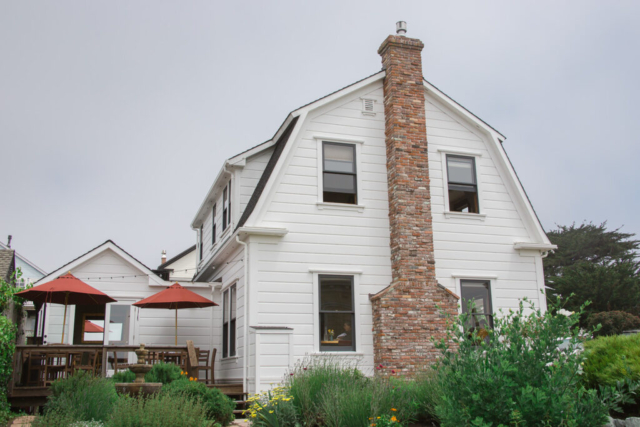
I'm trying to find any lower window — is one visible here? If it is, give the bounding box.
[460,280,493,335]
[222,284,237,358]
[319,275,355,352]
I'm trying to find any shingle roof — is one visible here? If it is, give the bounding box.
[0,250,15,283]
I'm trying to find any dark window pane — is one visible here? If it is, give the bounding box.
[323,173,356,194]
[230,319,236,357]
[461,280,493,331]
[449,189,479,213]
[319,312,355,351]
[324,144,355,173]
[320,278,353,312]
[222,323,228,358]
[324,192,356,204]
[447,156,476,184]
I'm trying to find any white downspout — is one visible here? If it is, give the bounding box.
[236,235,249,394]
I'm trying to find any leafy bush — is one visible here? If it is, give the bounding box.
[107,392,211,427]
[583,333,640,387]
[32,408,82,427]
[434,298,613,427]
[162,376,235,426]
[111,362,184,384]
[245,386,298,427]
[144,362,182,384]
[587,311,640,337]
[276,358,428,427]
[110,369,135,383]
[44,371,117,423]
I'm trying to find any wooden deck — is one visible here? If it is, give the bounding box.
[8,343,230,409]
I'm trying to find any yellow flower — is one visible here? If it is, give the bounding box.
[391,408,397,412]
[391,416,398,422]
[269,410,274,414]
[189,377,194,381]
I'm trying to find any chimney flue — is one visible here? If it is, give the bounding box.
[161,250,167,265]
[396,21,407,36]
[7,235,11,249]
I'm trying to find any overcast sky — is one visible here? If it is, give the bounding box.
[1,1,638,273]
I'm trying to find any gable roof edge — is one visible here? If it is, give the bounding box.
[35,240,165,287]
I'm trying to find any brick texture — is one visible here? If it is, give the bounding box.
[371,34,458,377]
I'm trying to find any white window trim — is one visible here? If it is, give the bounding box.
[221,281,238,360]
[314,135,365,211]
[310,268,362,354]
[438,149,486,221]
[451,273,497,316]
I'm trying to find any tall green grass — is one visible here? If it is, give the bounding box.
[283,357,438,427]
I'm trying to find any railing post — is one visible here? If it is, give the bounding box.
[101,346,108,377]
[186,340,198,379]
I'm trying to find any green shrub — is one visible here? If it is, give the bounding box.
[44,370,117,423]
[162,377,235,426]
[107,392,211,427]
[32,408,81,427]
[110,369,135,383]
[587,311,640,337]
[0,315,17,424]
[584,333,640,387]
[434,298,613,427]
[144,362,182,384]
[278,358,426,427]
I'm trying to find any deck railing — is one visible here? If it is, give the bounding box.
[9,343,199,395]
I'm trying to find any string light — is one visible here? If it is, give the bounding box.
[69,259,244,281]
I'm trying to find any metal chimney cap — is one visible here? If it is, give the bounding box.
[396,21,407,36]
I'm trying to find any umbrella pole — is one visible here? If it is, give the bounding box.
[61,293,69,344]
[175,308,178,346]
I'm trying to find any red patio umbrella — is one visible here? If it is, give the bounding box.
[133,283,217,345]
[16,272,117,343]
[84,320,104,333]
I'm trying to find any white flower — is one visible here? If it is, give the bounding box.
[545,362,553,367]
[557,309,574,317]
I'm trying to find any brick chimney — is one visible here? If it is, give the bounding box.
[370,23,458,377]
[161,250,167,265]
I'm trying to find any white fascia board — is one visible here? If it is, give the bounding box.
[514,243,558,251]
[227,140,276,164]
[291,71,385,117]
[237,227,288,240]
[37,241,166,287]
[424,80,551,245]
[423,80,506,141]
[241,112,306,228]
[191,161,233,228]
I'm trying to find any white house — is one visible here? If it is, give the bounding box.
[38,25,556,392]
[37,240,217,373]
[189,25,556,393]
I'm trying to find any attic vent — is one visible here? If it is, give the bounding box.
[361,98,376,116]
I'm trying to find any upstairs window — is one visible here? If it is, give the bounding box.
[460,280,493,336]
[222,182,231,231]
[212,204,217,245]
[222,284,237,358]
[447,155,479,213]
[323,142,357,204]
[319,275,355,352]
[199,226,203,261]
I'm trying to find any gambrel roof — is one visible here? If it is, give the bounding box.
[192,71,552,248]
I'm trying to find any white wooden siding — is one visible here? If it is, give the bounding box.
[423,92,543,312]
[239,148,273,219]
[243,79,545,389]
[43,248,217,380]
[254,82,390,376]
[211,247,245,384]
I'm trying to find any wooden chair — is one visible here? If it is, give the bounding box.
[44,353,68,385]
[71,351,100,375]
[197,348,215,384]
[25,351,46,386]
